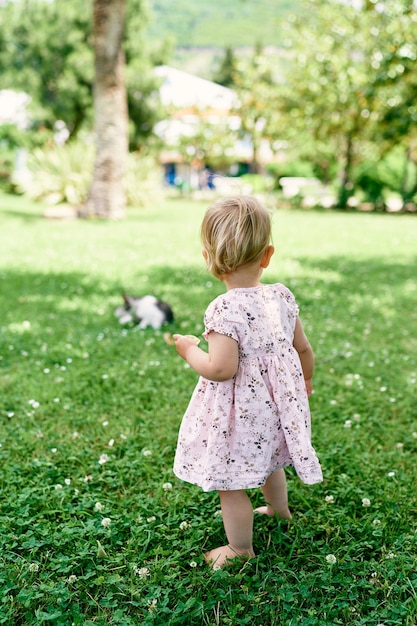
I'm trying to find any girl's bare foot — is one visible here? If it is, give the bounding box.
[204,544,255,569]
[254,505,292,519]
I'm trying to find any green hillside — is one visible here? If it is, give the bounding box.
[147,0,297,49]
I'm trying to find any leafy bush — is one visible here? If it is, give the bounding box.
[125,152,164,207]
[238,173,274,193]
[354,146,417,203]
[16,141,164,208]
[18,140,94,206]
[267,160,316,189]
[0,124,29,191]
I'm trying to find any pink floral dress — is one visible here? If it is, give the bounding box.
[173,283,323,492]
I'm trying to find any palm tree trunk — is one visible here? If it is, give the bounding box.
[81,0,128,219]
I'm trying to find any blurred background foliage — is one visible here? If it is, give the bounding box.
[0,0,416,210]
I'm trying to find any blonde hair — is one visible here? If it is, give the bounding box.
[201,196,272,279]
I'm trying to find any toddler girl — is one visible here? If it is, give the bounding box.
[173,195,322,568]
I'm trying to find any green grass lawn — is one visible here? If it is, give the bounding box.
[0,193,416,625]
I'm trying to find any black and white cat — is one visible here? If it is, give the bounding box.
[114,293,174,329]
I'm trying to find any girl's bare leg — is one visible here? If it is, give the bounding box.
[254,468,292,519]
[204,490,256,568]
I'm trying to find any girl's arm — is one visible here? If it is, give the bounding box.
[292,316,314,397]
[173,332,239,382]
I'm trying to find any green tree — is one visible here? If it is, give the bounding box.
[0,0,93,139]
[277,0,417,207]
[0,0,162,148]
[213,47,239,88]
[231,46,277,173]
[370,0,417,203]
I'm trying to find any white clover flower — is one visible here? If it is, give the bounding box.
[43,368,50,374]
[142,449,152,457]
[148,598,158,612]
[325,495,335,504]
[214,509,223,517]
[67,574,78,584]
[147,516,156,523]
[135,566,150,578]
[326,554,337,565]
[344,420,352,428]
[190,561,198,568]
[36,432,43,438]
[29,563,40,572]
[108,439,115,447]
[372,519,381,526]
[7,411,15,418]
[362,498,371,507]
[64,478,71,486]
[179,521,190,531]
[98,454,109,465]
[330,400,337,405]
[102,420,109,427]
[53,397,60,403]
[396,442,404,449]
[55,484,63,490]
[51,448,57,454]
[162,482,173,491]
[212,563,222,571]
[94,502,104,511]
[387,471,395,478]
[101,517,111,528]
[72,431,79,439]
[83,474,92,482]
[379,386,387,392]
[385,552,395,559]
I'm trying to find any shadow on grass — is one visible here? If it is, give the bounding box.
[1,253,416,335]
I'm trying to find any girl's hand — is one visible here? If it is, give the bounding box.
[173,334,200,360]
[305,378,313,397]
[173,331,238,382]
